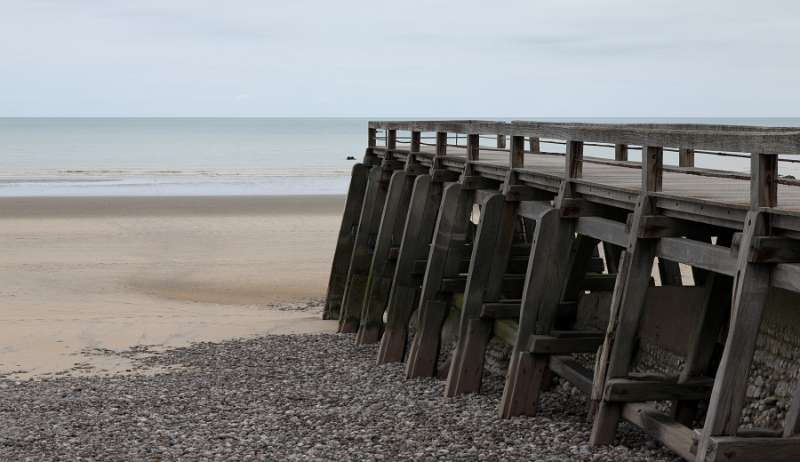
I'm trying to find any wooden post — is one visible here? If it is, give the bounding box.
[671,237,733,425]
[499,207,576,417]
[510,135,525,168]
[679,148,695,167]
[751,153,778,208]
[339,167,385,332]
[695,155,777,459]
[387,129,397,150]
[696,212,771,460]
[497,134,506,149]
[323,163,371,320]
[368,128,377,148]
[642,146,663,192]
[614,144,628,161]
[436,132,447,157]
[411,130,421,152]
[377,175,443,364]
[357,170,414,344]
[405,183,473,378]
[445,193,516,396]
[566,140,584,179]
[529,137,541,154]
[590,197,658,444]
[467,134,480,162]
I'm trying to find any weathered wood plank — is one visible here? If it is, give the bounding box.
[378,175,443,364]
[604,377,714,402]
[358,170,415,344]
[549,355,594,395]
[622,403,696,461]
[324,163,371,320]
[696,211,772,460]
[406,183,473,378]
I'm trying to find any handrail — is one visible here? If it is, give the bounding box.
[370,120,800,155]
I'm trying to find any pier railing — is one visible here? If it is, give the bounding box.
[327,120,800,462]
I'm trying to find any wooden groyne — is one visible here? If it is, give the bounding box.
[324,120,800,461]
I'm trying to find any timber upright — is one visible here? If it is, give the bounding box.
[326,120,800,462]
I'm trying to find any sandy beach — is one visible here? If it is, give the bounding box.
[0,195,344,378]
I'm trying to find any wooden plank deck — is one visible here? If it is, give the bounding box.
[384,142,800,230]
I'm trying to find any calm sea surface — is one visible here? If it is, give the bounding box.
[1,117,799,196]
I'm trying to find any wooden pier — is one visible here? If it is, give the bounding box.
[324,120,800,461]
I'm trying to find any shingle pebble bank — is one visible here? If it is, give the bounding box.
[0,329,679,461]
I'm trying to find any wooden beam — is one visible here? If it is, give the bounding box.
[622,403,696,461]
[510,135,525,168]
[496,134,507,149]
[697,211,771,458]
[387,129,397,150]
[575,217,628,247]
[549,356,594,395]
[615,144,629,161]
[529,136,541,153]
[467,133,480,162]
[604,377,714,402]
[480,302,520,320]
[656,237,737,276]
[436,131,447,157]
[410,130,421,152]
[679,148,695,167]
[703,435,800,462]
[751,153,778,208]
[378,175,443,364]
[642,145,664,192]
[527,335,604,354]
[368,127,377,148]
[566,140,584,179]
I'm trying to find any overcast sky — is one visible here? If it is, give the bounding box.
[1,0,798,117]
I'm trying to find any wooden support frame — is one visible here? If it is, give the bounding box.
[323,163,371,320]
[445,192,519,396]
[377,174,443,364]
[406,182,475,378]
[357,170,416,344]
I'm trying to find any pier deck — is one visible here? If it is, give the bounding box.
[325,120,800,462]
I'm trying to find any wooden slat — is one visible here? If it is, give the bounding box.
[480,302,520,320]
[621,403,696,461]
[549,356,594,395]
[527,335,604,354]
[704,435,800,462]
[604,377,714,402]
[575,216,628,247]
[656,237,737,276]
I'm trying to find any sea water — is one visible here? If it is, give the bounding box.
[1,117,799,196]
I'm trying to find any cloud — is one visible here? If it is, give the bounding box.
[1,0,798,116]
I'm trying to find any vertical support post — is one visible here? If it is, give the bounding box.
[499,207,576,417]
[387,129,397,150]
[436,132,448,157]
[497,134,506,149]
[467,134,480,162]
[368,127,377,148]
[323,163,371,320]
[591,150,663,440]
[751,153,778,208]
[642,145,663,192]
[445,193,516,396]
[410,130,421,153]
[357,170,414,344]
[679,148,695,167]
[695,155,777,460]
[528,137,541,154]
[377,175,444,364]
[510,135,525,168]
[566,140,584,179]
[614,144,628,161]
[406,183,474,378]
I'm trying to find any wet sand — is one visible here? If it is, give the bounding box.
[0,195,344,378]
